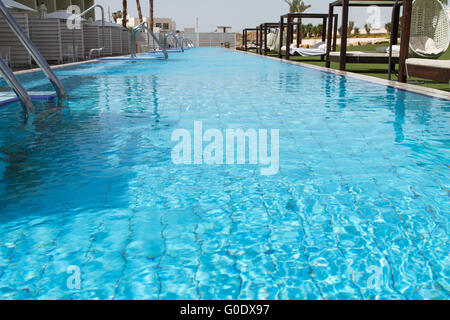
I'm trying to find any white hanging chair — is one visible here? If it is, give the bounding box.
[409,0,450,59]
[271,29,287,52]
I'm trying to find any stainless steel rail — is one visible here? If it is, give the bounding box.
[164,33,184,52]
[75,4,105,59]
[0,58,34,115]
[180,37,194,48]
[0,0,66,101]
[131,21,168,59]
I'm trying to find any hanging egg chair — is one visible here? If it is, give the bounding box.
[409,0,450,59]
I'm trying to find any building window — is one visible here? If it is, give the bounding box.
[155,23,162,28]
[163,23,169,30]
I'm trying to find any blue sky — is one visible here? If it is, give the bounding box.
[95,0,394,32]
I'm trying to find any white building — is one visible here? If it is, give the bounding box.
[117,15,176,33]
[214,26,232,33]
[152,18,176,33]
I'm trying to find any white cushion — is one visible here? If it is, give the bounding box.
[410,36,444,55]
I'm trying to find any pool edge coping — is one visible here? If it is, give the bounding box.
[237,49,450,101]
[7,59,99,77]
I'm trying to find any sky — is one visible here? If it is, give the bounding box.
[95,0,395,32]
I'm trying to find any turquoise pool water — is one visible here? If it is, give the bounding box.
[0,48,448,300]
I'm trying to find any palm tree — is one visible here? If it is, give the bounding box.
[112,11,123,23]
[122,0,127,28]
[149,0,154,31]
[284,0,311,13]
[136,0,143,23]
[348,21,355,36]
[364,23,371,35]
[385,22,392,34]
[303,23,313,37]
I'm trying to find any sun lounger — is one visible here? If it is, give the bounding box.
[329,51,400,64]
[406,58,450,83]
[288,42,328,57]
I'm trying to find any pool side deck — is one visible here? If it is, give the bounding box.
[238,49,450,101]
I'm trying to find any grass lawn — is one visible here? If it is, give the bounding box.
[257,43,450,92]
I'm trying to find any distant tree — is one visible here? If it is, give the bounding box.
[284,0,311,13]
[354,27,360,36]
[136,0,143,23]
[385,22,392,34]
[122,0,127,28]
[149,0,154,31]
[303,23,313,37]
[312,24,323,38]
[112,11,122,23]
[348,21,355,36]
[364,23,371,35]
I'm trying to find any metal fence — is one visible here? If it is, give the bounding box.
[183,32,236,48]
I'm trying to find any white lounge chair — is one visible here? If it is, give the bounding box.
[329,51,400,64]
[289,42,328,57]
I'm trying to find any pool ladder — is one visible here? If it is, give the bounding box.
[131,21,168,59]
[164,33,184,52]
[0,0,66,116]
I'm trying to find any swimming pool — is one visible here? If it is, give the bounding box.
[0,48,448,300]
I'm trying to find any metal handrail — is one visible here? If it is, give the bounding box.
[131,21,168,59]
[0,58,34,115]
[164,33,184,52]
[181,37,194,48]
[75,5,105,59]
[177,36,191,49]
[0,0,66,101]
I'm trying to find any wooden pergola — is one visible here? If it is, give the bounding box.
[326,0,413,82]
[242,28,257,51]
[278,13,339,60]
[256,22,289,55]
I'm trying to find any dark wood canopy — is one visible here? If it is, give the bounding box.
[326,0,412,82]
[242,28,257,51]
[256,22,289,55]
[278,13,339,61]
[330,0,404,6]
